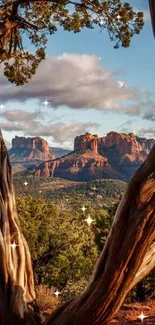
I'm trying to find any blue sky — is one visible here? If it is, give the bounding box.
[0,0,155,149]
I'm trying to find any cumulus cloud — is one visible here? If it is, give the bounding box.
[143,112,155,121]
[138,128,155,138]
[123,100,155,120]
[0,109,43,122]
[0,120,100,143]
[0,53,154,119]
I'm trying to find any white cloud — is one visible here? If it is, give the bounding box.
[0,109,43,122]
[138,128,155,138]
[0,119,100,144]
[0,54,154,120]
[0,54,153,115]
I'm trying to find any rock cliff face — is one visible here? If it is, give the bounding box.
[74,133,98,154]
[27,150,125,181]
[97,132,154,179]
[26,131,155,181]
[99,132,142,154]
[9,136,55,163]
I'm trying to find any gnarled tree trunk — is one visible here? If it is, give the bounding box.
[0,132,42,325]
[45,144,155,325]
[0,130,155,325]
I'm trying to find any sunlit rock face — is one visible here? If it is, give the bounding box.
[23,132,155,182]
[98,132,155,179]
[9,136,55,161]
[74,133,98,154]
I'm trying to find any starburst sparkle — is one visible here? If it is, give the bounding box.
[42,98,50,107]
[81,206,86,213]
[9,241,18,249]
[137,312,147,322]
[85,215,94,226]
[54,289,60,297]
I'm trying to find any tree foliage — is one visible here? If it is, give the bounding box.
[16,195,155,307]
[0,0,144,85]
[17,196,98,292]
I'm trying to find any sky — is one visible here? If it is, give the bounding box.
[0,0,155,149]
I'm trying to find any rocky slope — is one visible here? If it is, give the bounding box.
[25,132,154,182]
[26,149,125,181]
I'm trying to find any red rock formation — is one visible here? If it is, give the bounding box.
[10,136,55,161]
[25,132,155,182]
[29,150,124,181]
[98,132,142,155]
[12,136,49,153]
[74,133,98,154]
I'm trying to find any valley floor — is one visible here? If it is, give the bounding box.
[42,301,155,324]
[109,301,155,324]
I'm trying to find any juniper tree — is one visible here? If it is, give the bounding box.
[0,0,144,85]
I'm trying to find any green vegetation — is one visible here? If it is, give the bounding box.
[15,188,155,304]
[0,0,144,85]
[17,196,99,294]
[14,175,127,208]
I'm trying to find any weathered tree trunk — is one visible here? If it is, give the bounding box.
[1,130,155,325]
[45,144,155,325]
[128,242,155,290]
[0,132,42,325]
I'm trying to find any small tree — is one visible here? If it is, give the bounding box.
[0,0,144,85]
[17,196,98,288]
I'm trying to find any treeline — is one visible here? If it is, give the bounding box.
[16,196,155,305]
[14,176,127,207]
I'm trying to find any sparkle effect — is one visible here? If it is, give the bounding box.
[117,14,121,20]
[42,98,50,107]
[54,290,60,297]
[85,215,94,226]
[9,241,18,249]
[81,206,86,213]
[0,104,5,109]
[137,312,147,322]
[24,181,28,186]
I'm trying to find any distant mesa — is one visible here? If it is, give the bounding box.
[23,131,154,182]
[8,136,55,174]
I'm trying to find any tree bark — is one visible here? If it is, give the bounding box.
[45,144,155,325]
[1,130,155,325]
[0,132,42,325]
[128,242,155,290]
